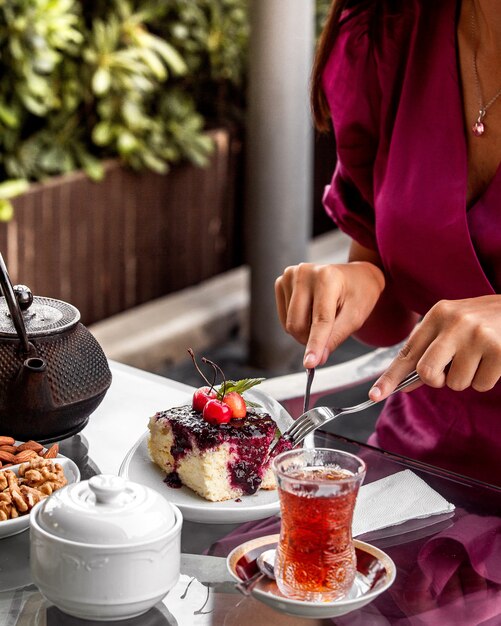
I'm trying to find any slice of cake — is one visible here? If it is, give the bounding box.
[148,405,278,502]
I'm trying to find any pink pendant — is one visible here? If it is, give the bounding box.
[472,121,485,136]
[472,108,486,136]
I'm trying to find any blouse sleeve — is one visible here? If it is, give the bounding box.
[321,7,381,251]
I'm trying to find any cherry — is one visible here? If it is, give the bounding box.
[192,386,217,412]
[202,399,232,425]
[223,391,247,419]
[188,348,261,424]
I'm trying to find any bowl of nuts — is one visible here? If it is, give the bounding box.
[0,436,80,539]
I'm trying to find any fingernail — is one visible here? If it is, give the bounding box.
[304,352,316,367]
[369,385,381,400]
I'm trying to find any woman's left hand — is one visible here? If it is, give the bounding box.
[369,295,501,400]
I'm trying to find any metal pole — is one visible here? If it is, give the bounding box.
[246,0,314,371]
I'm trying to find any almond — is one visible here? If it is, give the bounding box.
[16,440,44,453]
[0,436,15,447]
[0,445,17,454]
[0,451,18,464]
[14,449,39,463]
[43,444,59,459]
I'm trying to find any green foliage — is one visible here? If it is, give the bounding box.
[316,0,333,35]
[0,0,248,218]
[0,0,330,219]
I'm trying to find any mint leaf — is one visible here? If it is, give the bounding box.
[227,378,266,393]
[215,377,265,402]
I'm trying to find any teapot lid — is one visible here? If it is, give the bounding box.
[35,475,177,545]
[0,293,80,338]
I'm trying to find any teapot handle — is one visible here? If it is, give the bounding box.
[0,254,31,354]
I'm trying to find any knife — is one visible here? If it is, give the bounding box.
[303,368,315,415]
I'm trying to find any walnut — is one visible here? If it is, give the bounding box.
[0,491,12,520]
[0,472,23,519]
[5,469,29,513]
[0,457,68,522]
[18,457,68,496]
[19,485,45,509]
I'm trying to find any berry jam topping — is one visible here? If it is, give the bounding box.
[230,460,263,493]
[163,471,183,489]
[268,433,295,460]
[155,406,221,457]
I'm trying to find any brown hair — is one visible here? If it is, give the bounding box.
[311,0,373,132]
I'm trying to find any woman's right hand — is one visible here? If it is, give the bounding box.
[275,261,385,368]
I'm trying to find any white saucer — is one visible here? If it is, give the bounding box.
[227,534,396,619]
[0,456,81,539]
[119,388,295,524]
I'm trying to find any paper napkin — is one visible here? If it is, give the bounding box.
[352,469,455,537]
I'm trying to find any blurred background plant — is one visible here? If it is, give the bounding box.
[0,0,331,220]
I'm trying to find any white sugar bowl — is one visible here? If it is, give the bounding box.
[30,474,182,621]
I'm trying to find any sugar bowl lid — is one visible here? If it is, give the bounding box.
[35,474,177,545]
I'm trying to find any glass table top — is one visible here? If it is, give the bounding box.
[1,429,500,625]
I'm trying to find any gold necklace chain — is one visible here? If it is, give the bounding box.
[470,1,501,136]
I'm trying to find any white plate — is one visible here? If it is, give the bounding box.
[119,388,295,524]
[120,431,282,524]
[227,534,396,619]
[0,456,81,539]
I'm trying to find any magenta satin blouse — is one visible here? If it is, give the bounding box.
[322,0,501,485]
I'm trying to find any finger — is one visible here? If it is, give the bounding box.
[320,306,364,363]
[304,276,342,368]
[370,363,424,402]
[279,270,295,316]
[274,277,288,330]
[314,347,330,368]
[275,270,310,342]
[286,282,315,346]
[399,380,423,393]
[472,355,501,392]
[445,348,482,392]
[415,339,456,388]
[369,335,429,401]
[304,305,333,368]
[309,296,368,368]
[369,314,447,400]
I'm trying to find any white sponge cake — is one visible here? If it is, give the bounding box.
[148,405,278,502]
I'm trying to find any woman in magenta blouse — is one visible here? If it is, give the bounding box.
[275,0,501,486]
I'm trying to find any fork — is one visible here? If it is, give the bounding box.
[280,370,421,448]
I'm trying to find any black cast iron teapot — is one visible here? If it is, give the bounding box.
[0,254,112,443]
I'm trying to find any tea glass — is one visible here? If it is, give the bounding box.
[272,448,366,602]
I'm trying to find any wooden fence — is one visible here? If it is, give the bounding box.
[0,129,241,325]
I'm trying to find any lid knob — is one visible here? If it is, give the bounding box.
[13,284,33,311]
[88,475,127,504]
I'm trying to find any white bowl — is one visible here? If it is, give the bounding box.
[30,474,183,621]
[0,455,80,540]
